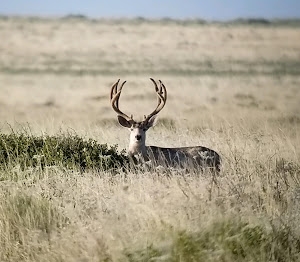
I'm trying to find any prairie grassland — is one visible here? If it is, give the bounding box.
[0,17,300,261]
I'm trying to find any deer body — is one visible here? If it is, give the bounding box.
[134,146,220,172]
[110,79,221,172]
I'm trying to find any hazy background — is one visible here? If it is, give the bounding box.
[1,0,300,20]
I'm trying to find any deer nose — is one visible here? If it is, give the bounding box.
[135,135,142,141]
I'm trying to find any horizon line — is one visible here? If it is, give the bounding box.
[1,13,300,23]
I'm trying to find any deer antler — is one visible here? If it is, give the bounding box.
[110,79,133,122]
[144,78,167,122]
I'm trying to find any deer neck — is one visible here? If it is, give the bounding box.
[128,141,147,157]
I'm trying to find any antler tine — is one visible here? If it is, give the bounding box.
[145,78,167,122]
[150,78,162,108]
[150,77,160,92]
[110,79,132,121]
[115,80,126,109]
[159,79,167,105]
[110,79,120,100]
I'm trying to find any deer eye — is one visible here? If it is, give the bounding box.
[130,128,134,131]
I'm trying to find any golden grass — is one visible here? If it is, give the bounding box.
[0,17,300,261]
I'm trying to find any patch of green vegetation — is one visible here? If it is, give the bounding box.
[124,218,300,262]
[276,158,300,175]
[275,115,300,125]
[230,18,271,25]
[2,15,299,27]
[235,93,259,108]
[2,59,300,77]
[124,244,162,262]
[234,93,256,101]
[0,132,129,173]
[227,18,300,27]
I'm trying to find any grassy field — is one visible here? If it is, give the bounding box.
[0,16,300,261]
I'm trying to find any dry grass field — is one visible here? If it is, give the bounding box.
[0,16,300,261]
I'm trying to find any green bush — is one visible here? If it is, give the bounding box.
[0,133,129,171]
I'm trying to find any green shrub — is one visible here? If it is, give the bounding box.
[0,133,129,171]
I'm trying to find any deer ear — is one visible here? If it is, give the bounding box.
[146,115,158,128]
[117,116,132,128]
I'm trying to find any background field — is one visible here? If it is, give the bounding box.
[0,17,300,261]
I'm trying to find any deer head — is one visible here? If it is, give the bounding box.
[110,78,167,156]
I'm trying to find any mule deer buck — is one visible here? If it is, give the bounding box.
[110,78,221,172]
